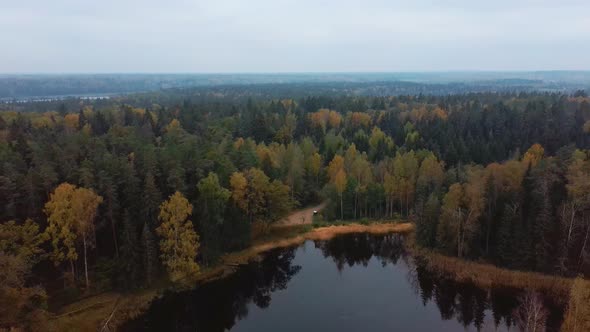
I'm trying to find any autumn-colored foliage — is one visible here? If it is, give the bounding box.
[44,183,103,287]
[561,277,590,332]
[156,191,200,282]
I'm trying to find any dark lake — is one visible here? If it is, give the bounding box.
[123,233,564,332]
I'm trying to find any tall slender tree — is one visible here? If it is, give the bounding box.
[156,191,200,282]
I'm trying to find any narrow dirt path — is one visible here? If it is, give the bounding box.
[276,202,326,226]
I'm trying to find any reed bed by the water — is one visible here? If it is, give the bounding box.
[413,249,574,302]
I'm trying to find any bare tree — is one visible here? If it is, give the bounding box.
[513,291,548,332]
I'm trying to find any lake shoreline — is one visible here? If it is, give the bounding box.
[410,246,575,302]
[49,221,413,331]
[50,221,584,331]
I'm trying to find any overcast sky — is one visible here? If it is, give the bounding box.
[2,0,589,73]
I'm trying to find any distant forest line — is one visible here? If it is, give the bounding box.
[1,71,590,100]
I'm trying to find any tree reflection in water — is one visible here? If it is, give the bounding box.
[124,233,564,332]
[314,233,563,331]
[314,233,406,270]
[414,259,564,331]
[124,247,301,332]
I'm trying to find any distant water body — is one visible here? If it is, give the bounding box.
[1,94,113,103]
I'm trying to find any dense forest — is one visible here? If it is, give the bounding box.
[1,85,590,329]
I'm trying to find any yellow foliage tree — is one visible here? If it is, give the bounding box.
[230,168,292,229]
[165,118,182,133]
[344,144,358,172]
[417,154,444,192]
[523,143,545,167]
[349,112,371,128]
[327,155,345,182]
[44,183,78,277]
[307,152,322,184]
[327,110,342,129]
[350,153,373,218]
[309,109,341,131]
[432,107,448,121]
[156,191,200,282]
[368,126,394,160]
[72,187,103,288]
[393,151,419,217]
[63,113,79,132]
[230,171,249,213]
[436,167,485,258]
[44,183,103,287]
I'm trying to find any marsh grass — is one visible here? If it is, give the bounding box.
[407,237,574,302]
[414,249,590,332]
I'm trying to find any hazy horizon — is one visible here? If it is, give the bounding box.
[3,70,590,75]
[2,0,590,73]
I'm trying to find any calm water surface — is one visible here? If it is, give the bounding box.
[124,233,563,332]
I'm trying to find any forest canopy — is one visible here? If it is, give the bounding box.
[1,84,590,329]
